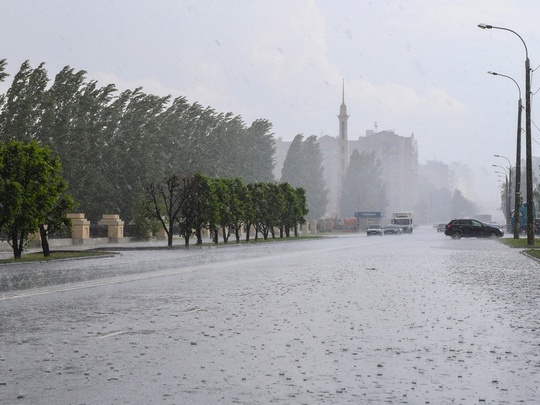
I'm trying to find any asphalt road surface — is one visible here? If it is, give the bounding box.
[1,227,539,404]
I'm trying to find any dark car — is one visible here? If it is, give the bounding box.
[444,219,504,239]
[366,224,384,236]
[384,224,402,235]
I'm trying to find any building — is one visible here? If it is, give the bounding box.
[274,84,419,219]
[349,129,418,216]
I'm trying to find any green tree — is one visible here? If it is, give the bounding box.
[0,60,48,143]
[280,134,304,183]
[0,59,9,106]
[248,182,269,240]
[130,197,161,241]
[244,184,257,242]
[340,150,388,218]
[38,68,117,223]
[107,89,170,221]
[38,193,75,257]
[277,182,297,237]
[294,187,309,236]
[0,141,71,259]
[211,178,234,243]
[228,178,248,243]
[241,119,276,183]
[178,174,217,246]
[281,134,328,219]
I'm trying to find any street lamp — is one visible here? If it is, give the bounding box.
[490,73,522,239]
[479,23,533,245]
[493,164,510,229]
[494,155,514,234]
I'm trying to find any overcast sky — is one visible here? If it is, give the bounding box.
[1,0,539,217]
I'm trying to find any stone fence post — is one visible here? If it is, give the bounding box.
[67,213,90,245]
[98,214,125,243]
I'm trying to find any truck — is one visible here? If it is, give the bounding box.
[391,212,413,233]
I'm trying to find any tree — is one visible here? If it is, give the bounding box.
[281,134,304,182]
[106,88,170,224]
[38,193,75,257]
[0,141,71,259]
[277,182,298,237]
[241,119,276,183]
[178,174,217,246]
[340,150,388,218]
[37,68,117,223]
[247,182,269,240]
[143,174,183,247]
[281,134,328,219]
[0,60,48,143]
[293,187,309,237]
[228,178,248,243]
[210,178,231,243]
[449,190,477,219]
[0,59,9,107]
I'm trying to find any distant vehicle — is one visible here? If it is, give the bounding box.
[366,224,383,236]
[444,219,504,239]
[384,224,402,235]
[391,212,413,233]
[436,223,446,232]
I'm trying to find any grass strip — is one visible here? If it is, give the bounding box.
[0,251,112,264]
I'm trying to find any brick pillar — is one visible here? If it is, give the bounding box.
[98,214,125,243]
[67,213,90,245]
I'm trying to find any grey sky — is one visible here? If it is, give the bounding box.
[1,0,539,216]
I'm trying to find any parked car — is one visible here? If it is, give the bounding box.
[366,224,384,236]
[436,223,446,232]
[384,224,402,235]
[444,219,504,239]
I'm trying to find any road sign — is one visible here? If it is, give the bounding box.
[354,211,382,218]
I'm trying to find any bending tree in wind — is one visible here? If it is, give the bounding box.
[280,134,328,219]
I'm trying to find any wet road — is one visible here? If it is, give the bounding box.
[1,228,539,404]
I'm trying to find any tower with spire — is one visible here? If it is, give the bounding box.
[337,79,349,178]
[336,79,349,214]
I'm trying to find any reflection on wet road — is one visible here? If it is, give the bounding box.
[1,228,539,404]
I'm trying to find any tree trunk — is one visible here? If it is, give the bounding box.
[11,230,23,259]
[167,219,174,247]
[39,225,51,257]
[195,228,203,245]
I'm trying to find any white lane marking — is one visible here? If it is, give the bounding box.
[92,330,128,339]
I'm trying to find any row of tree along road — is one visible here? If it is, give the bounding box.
[0,139,308,258]
[0,59,315,259]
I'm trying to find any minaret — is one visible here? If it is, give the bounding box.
[337,79,349,178]
[336,79,350,217]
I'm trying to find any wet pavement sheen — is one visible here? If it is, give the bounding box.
[1,228,539,404]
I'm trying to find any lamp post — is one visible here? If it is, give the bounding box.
[489,73,522,239]
[493,163,511,229]
[494,154,514,234]
[479,23,533,245]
